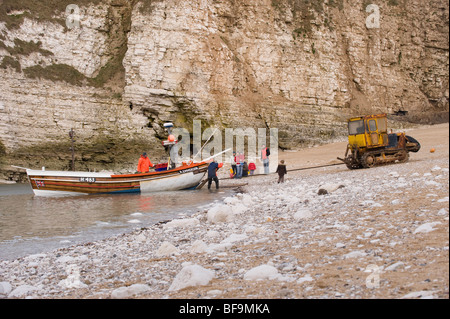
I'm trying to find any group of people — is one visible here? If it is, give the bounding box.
[230,145,271,179]
[136,144,288,191]
[208,145,287,188]
[230,152,253,179]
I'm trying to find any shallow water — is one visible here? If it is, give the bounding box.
[0,183,234,261]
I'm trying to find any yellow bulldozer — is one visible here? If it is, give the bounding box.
[338,114,421,169]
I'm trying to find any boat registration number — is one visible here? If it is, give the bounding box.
[179,167,199,174]
[79,177,97,183]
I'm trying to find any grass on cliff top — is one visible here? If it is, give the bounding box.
[0,38,53,57]
[138,0,163,14]
[0,56,21,72]
[1,0,134,89]
[0,0,103,29]
[22,42,127,89]
[0,0,160,29]
[23,64,88,86]
[272,0,344,35]
[0,139,6,157]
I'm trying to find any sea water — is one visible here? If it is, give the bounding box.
[0,183,234,260]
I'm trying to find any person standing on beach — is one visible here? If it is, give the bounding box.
[137,152,154,173]
[276,160,287,183]
[231,151,237,176]
[249,162,256,175]
[242,161,249,177]
[207,160,223,189]
[261,145,270,174]
[236,152,244,179]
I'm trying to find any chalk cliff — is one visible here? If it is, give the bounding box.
[0,0,448,180]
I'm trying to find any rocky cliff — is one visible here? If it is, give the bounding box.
[0,0,448,181]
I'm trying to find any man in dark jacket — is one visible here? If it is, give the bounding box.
[207,160,223,189]
[276,160,287,183]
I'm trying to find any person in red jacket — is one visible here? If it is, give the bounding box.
[248,162,256,175]
[137,153,154,173]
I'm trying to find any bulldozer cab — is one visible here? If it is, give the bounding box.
[348,114,388,150]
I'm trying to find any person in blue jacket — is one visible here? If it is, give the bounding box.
[207,160,223,189]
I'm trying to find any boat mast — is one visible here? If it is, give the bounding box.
[69,128,75,171]
[163,123,177,169]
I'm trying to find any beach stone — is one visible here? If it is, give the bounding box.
[385,262,405,271]
[414,222,442,234]
[0,282,12,295]
[297,274,314,284]
[401,291,435,299]
[111,284,151,299]
[168,264,215,292]
[207,289,223,297]
[189,240,208,254]
[294,209,313,220]
[135,233,147,243]
[244,265,279,281]
[163,218,200,229]
[56,255,75,264]
[8,285,39,298]
[221,234,248,244]
[156,242,180,257]
[343,251,367,259]
[207,204,234,223]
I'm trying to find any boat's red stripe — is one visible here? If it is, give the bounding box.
[111,162,208,178]
[41,182,138,189]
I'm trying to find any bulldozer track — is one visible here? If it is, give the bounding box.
[361,149,410,169]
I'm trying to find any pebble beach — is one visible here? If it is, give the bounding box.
[0,124,448,299]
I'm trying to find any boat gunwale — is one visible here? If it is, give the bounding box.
[26,162,208,180]
[28,168,207,184]
[110,162,208,178]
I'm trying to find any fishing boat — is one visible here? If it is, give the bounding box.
[23,122,219,197]
[26,161,209,197]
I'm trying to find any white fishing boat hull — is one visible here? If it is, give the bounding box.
[140,166,206,193]
[26,162,209,197]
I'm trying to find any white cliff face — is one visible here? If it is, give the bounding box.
[0,1,160,178]
[0,0,448,179]
[0,7,120,160]
[0,4,125,154]
[0,67,155,174]
[339,0,449,116]
[124,0,351,125]
[0,5,110,77]
[123,0,448,143]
